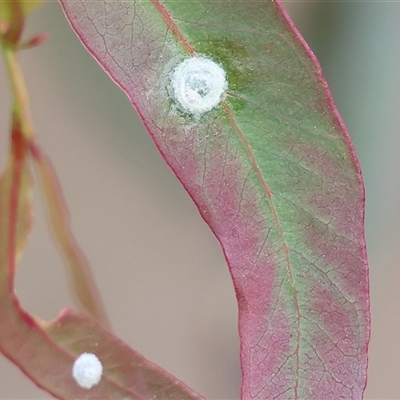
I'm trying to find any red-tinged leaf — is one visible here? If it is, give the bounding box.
[43,308,205,400]
[29,143,110,330]
[0,298,204,399]
[59,1,370,399]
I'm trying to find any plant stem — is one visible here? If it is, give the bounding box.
[1,44,35,142]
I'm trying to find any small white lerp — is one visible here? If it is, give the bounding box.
[171,57,227,116]
[72,352,103,389]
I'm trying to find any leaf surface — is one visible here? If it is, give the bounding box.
[0,300,205,399]
[59,1,370,399]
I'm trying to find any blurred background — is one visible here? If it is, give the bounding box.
[0,1,398,399]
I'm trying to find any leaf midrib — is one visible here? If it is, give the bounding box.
[152,0,303,395]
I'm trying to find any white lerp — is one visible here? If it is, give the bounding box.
[171,57,227,116]
[72,352,103,389]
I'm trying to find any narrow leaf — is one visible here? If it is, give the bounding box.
[29,143,111,330]
[60,1,370,399]
[0,299,204,399]
[43,308,205,400]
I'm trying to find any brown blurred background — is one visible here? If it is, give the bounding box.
[0,1,398,399]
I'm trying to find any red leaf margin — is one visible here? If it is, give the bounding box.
[60,0,371,398]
